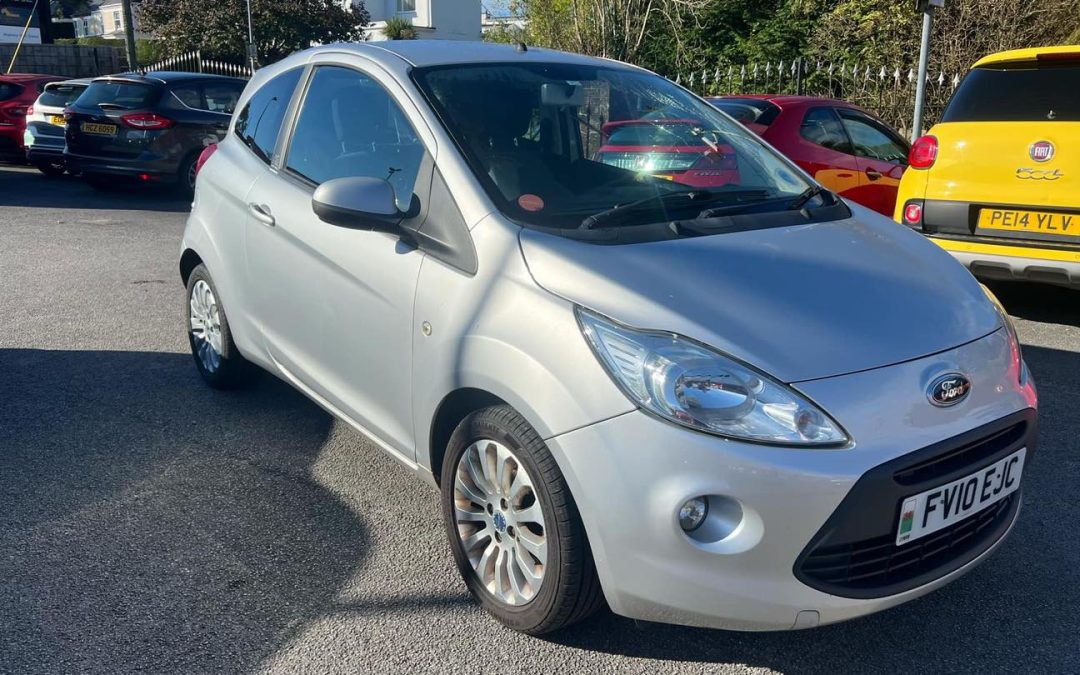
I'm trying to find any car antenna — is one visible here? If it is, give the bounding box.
[517,42,528,53]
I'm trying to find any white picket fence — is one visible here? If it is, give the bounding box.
[140,50,253,79]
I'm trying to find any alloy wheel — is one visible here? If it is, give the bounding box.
[188,279,223,373]
[452,439,548,606]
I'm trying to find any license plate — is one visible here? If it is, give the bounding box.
[978,208,1077,236]
[81,123,117,136]
[896,448,1025,546]
[49,115,66,126]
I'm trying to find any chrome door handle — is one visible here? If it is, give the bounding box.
[248,203,275,226]
[865,169,883,181]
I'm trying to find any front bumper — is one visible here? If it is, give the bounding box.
[545,328,1037,630]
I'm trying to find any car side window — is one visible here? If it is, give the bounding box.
[285,65,425,211]
[799,107,852,154]
[203,82,243,114]
[234,68,303,165]
[837,110,909,164]
[170,85,202,109]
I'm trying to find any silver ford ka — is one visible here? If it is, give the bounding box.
[179,41,1038,634]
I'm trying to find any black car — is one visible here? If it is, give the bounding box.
[64,72,246,197]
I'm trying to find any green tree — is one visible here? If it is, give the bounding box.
[139,0,370,63]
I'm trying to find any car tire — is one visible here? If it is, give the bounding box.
[178,152,199,199]
[34,162,65,177]
[441,405,604,635]
[185,264,258,389]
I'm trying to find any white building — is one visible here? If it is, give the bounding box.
[349,0,481,41]
[73,1,150,40]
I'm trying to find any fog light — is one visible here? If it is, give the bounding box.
[678,497,709,532]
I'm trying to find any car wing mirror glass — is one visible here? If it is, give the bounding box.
[312,176,406,232]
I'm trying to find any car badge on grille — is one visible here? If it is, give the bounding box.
[928,373,971,407]
[1029,140,1055,163]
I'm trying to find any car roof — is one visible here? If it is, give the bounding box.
[94,71,247,85]
[44,78,94,88]
[709,94,857,107]
[974,45,1080,68]
[311,39,643,71]
[0,73,62,82]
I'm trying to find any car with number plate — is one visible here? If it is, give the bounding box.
[23,78,92,176]
[180,41,1037,635]
[0,73,63,161]
[708,95,910,217]
[64,71,245,197]
[895,46,1080,288]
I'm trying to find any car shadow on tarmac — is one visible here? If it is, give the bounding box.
[546,342,1080,674]
[987,280,1080,328]
[0,165,190,213]
[0,348,368,673]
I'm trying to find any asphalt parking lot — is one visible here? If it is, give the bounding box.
[1,163,1078,674]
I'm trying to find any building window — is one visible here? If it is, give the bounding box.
[397,0,416,12]
[112,10,122,29]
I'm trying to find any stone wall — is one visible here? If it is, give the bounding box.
[1,44,126,78]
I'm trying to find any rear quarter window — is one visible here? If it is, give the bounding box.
[943,65,1080,122]
[234,68,303,164]
[78,81,160,109]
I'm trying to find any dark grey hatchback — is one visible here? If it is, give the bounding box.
[64,72,245,197]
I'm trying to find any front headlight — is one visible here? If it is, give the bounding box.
[981,284,1025,383]
[577,308,848,446]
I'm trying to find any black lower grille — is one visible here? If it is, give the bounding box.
[799,495,1015,590]
[794,409,1035,599]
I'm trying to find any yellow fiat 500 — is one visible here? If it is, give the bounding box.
[895,46,1080,287]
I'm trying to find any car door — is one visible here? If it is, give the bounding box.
[836,108,910,216]
[244,62,432,457]
[793,106,862,202]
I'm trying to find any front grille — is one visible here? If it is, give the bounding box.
[794,410,1034,599]
[799,495,1015,591]
[894,422,1027,486]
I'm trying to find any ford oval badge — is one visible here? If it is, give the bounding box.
[928,373,971,407]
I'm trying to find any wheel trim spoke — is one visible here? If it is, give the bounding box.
[452,437,548,606]
[188,279,224,373]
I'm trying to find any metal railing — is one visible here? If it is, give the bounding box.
[674,57,965,137]
[139,50,253,79]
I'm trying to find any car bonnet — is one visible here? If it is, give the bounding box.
[518,206,1001,383]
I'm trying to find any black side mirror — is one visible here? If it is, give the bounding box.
[312,177,405,232]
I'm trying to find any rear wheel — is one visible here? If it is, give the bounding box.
[185,264,258,389]
[34,162,65,177]
[178,153,199,199]
[441,406,604,634]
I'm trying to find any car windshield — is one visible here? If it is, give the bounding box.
[943,64,1080,122]
[79,81,159,109]
[413,62,812,230]
[39,83,88,108]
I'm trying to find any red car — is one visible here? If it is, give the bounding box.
[595,118,740,188]
[708,95,910,217]
[0,73,64,161]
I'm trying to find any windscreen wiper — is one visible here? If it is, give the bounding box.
[579,189,768,230]
[96,103,130,110]
[788,185,834,211]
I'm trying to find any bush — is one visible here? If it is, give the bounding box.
[382,16,417,40]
